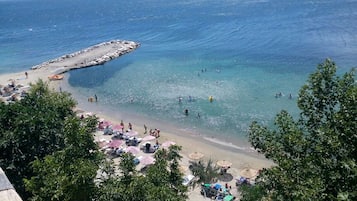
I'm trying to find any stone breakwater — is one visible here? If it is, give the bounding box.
[31,40,140,74]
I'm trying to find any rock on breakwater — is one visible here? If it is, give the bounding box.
[31,40,140,74]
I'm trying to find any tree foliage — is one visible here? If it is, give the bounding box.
[0,80,190,201]
[24,116,102,201]
[0,79,76,198]
[189,158,220,186]
[95,145,188,201]
[246,59,357,200]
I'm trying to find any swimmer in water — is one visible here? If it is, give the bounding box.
[179,96,183,103]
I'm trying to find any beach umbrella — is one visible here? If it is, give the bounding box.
[125,146,140,155]
[102,121,112,127]
[240,168,258,179]
[142,135,156,141]
[216,160,232,168]
[140,155,156,166]
[161,141,176,149]
[108,140,123,149]
[126,130,139,137]
[188,152,204,160]
[113,124,124,131]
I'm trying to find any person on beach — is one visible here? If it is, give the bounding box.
[154,140,160,149]
[25,72,28,79]
[184,109,189,116]
[120,120,124,131]
[128,122,132,130]
[197,112,200,119]
[94,94,98,102]
[144,124,147,134]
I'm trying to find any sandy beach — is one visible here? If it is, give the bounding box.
[0,41,273,200]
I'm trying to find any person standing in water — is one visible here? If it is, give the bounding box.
[94,94,98,102]
[184,109,189,116]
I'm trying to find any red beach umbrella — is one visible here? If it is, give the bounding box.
[102,121,112,127]
[125,146,140,155]
[126,130,139,137]
[142,135,156,141]
[108,140,123,149]
[140,155,156,166]
[113,124,124,131]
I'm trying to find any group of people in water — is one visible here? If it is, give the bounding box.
[179,94,214,119]
[275,92,293,99]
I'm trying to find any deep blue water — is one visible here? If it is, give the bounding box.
[1,0,357,144]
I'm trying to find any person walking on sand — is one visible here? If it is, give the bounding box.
[25,72,28,79]
[120,120,124,131]
[144,124,147,134]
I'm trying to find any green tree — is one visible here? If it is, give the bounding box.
[24,116,103,201]
[189,158,220,186]
[0,79,76,198]
[95,145,188,201]
[246,59,356,200]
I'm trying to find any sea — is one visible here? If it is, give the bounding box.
[1,0,357,148]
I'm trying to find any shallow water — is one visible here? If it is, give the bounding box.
[1,0,357,145]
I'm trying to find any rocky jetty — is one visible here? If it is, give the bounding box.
[31,40,140,74]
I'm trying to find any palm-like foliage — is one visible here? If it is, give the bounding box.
[189,158,220,188]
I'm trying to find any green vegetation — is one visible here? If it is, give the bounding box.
[243,59,357,200]
[0,79,76,198]
[0,80,189,200]
[189,159,220,187]
[95,145,188,201]
[24,116,102,201]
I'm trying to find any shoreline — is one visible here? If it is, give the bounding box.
[0,41,273,200]
[61,70,273,170]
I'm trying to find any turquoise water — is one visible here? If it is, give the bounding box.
[1,0,357,144]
